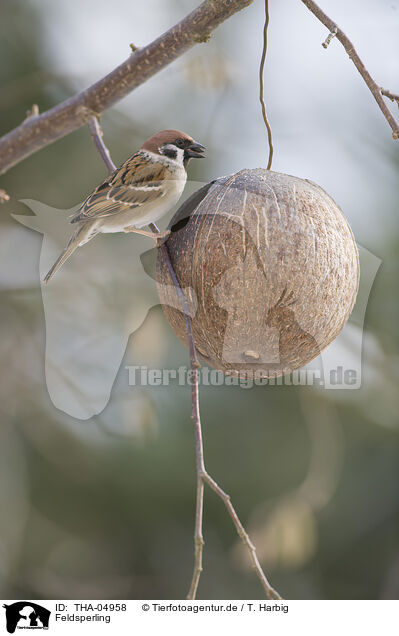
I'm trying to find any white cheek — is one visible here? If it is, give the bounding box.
[176,147,185,164]
[158,145,185,167]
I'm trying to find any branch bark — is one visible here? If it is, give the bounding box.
[300,0,399,139]
[0,0,254,176]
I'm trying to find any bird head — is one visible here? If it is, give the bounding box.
[141,129,205,166]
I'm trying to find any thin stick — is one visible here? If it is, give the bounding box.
[186,348,205,599]
[321,27,337,49]
[300,0,399,140]
[88,118,280,601]
[259,0,273,169]
[151,220,204,600]
[88,117,116,173]
[202,473,282,599]
[381,88,399,109]
[148,226,204,600]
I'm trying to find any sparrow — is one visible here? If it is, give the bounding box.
[44,129,205,282]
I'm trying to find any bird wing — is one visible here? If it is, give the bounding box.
[71,153,170,223]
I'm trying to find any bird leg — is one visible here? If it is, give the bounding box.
[124,226,171,240]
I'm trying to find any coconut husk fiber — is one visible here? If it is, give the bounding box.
[156,169,359,377]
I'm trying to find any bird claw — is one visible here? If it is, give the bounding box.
[123,226,171,242]
[155,229,171,241]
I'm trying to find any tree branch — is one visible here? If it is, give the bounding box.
[88,116,280,600]
[381,88,399,109]
[0,0,254,176]
[300,0,399,139]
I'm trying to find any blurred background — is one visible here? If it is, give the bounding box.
[0,0,399,600]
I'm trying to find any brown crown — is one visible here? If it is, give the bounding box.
[141,129,193,154]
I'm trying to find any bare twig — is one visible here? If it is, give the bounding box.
[186,344,205,599]
[259,0,273,170]
[202,472,281,599]
[322,27,337,49]
[88,117,116,173]
[381,88,399,109]
[0,0,255,175]
[300,0,399,139]
[25,104,39,120]
[88,118,280,601]
[151,230,205,600]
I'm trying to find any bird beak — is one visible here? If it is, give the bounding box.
[185,141,206,159]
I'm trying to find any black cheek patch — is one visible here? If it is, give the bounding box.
[163,147,178,160]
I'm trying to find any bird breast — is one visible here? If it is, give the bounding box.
[98,168,187,232]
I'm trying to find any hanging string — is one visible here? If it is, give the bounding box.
[259,0,273,170]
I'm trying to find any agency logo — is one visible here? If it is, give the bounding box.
[2,603,50,633]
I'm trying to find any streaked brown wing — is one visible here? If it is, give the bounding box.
[71,153,168,223]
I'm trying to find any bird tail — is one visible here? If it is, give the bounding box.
[44,224,95,283]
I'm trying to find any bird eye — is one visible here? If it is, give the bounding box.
[175,139,185,149]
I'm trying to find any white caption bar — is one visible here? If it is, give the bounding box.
[1,600,398,635]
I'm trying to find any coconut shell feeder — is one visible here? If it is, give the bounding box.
[156,169,359,377]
